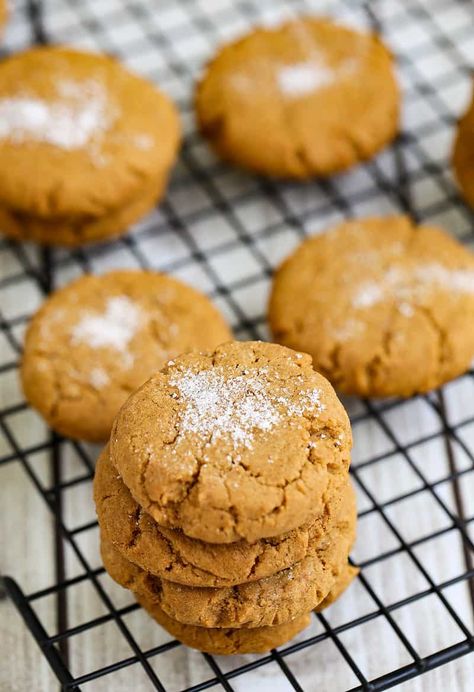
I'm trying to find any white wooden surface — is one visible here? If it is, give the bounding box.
[1,0,474,690]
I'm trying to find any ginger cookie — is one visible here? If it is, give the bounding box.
[195,17,399,178]
[0,46,180,245]
[100,479,356,628]
[269,216,474,397]
[137,594,310,655]
[110,340,351,544]
[453,83,474,210]
[0,174,166,246]
[21,271,231,442]
[95,445,346,587]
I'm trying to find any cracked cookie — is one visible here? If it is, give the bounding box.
[453,83,474,210]
[0,46,180,245]
[0,173,168,246]
[95,444,347,587]
[110,340,352,544]
[195,17,399,178]
[269,216,474,397]
[137,593,311,654]
[21,270,231,442]
[100,478,356,628]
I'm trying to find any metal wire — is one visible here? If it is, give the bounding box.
[1,0,473,690]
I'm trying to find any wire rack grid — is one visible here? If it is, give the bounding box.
[1,0,473,690]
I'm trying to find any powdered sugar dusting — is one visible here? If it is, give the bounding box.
[70,296,143,352]
[169,367,324,448]
[352,263,474,313]
[278,56,359,98]
[278,61,334,96]
[0,79,114,151]
[352,282,384,309]
[416,263,474,293]
[333,261,474,342]
[332,318,365,342]
[89,367,110,389]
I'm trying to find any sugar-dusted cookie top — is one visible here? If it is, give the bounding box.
[21,270,231,442]
[269,216,474,397]
[196,17,399,178]
[453,82,474,210]
[0,46,180,217]
[110,340,352,543]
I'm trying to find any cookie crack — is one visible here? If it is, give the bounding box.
[413,303,447,383]
[127,506,143,549]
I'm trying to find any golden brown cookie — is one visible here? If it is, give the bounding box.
[269,216,474,397]
[453,84,474,210]
[100,478,356,628]
[110,341,352,544]
[137,593,310,654]
[94,445,346,587]
[195,17,399,178]
[0,46,180,244]
[21,271,231,442]
[0,174,165,246]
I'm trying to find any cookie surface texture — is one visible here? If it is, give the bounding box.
[0,174,166,246]
[269,216,474,397]
[0,46,180,243]
[94,445,345,587]
[110,340,352,543]
[196,17,399,178]
[137,594,310,655]
[100,478,356,628]
[21,270,231,442]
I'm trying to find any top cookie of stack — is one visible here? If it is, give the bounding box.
[109,340,351,544]
[0,46,180,246]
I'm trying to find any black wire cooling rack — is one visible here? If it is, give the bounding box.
[1,0,474,690]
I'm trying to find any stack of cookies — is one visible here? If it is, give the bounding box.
[94,341,357,654]
[0,46,180,246]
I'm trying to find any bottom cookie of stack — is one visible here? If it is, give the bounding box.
[135,559,358,655]
[137,593,311,655]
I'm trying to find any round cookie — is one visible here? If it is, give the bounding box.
[95,445,346,587]
[195,17,399,178]
[137,594,310,655]
[21,271,231,442]
[0,174,166,246]
[453,84,474,209]
[269,216,474,397]
[0,46,180,243]
[110,340,352,543]
[100,479,356,628]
